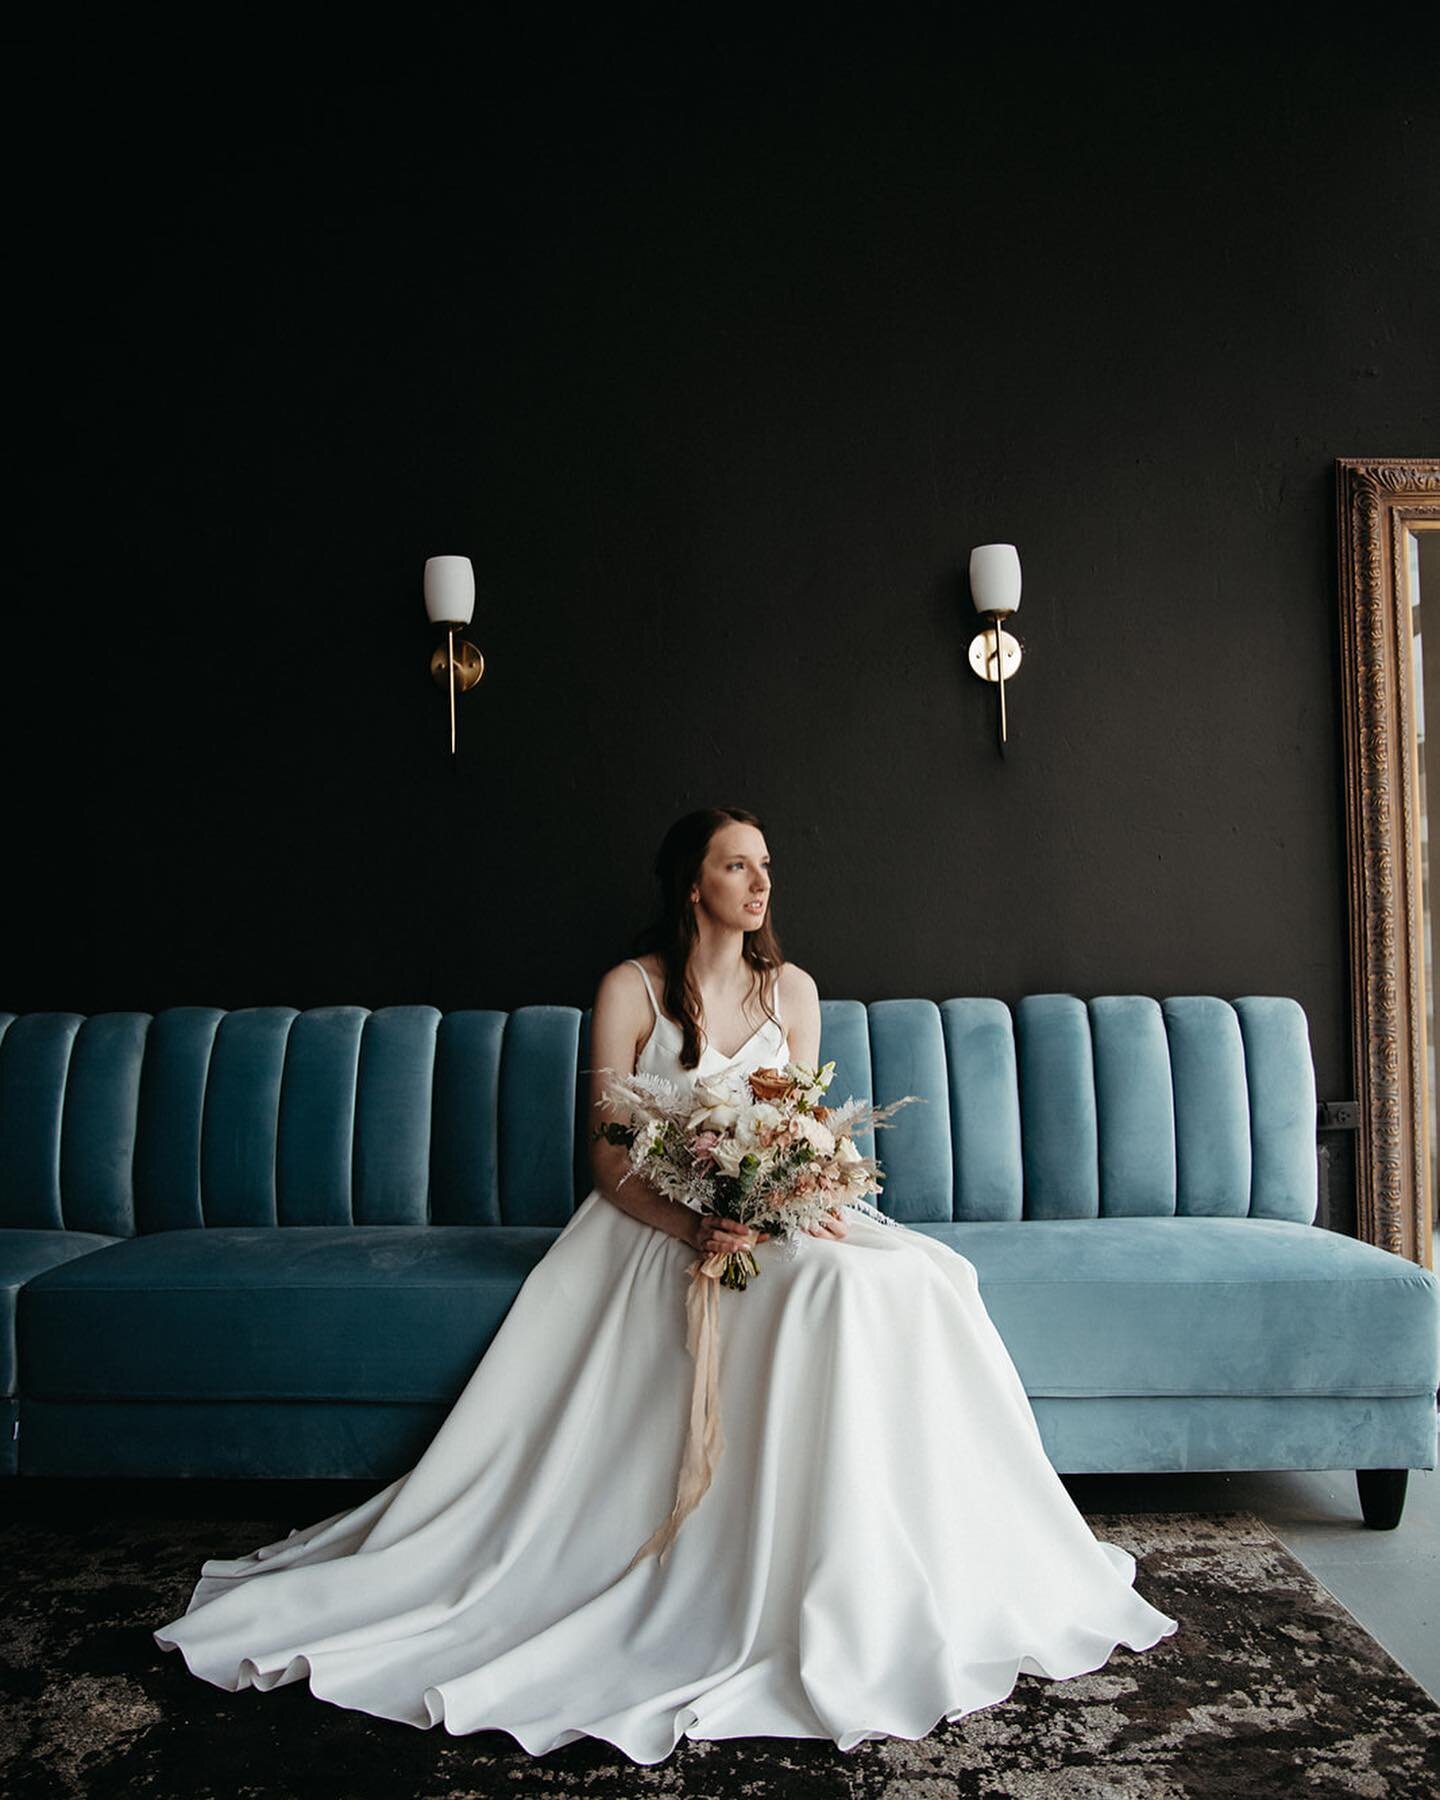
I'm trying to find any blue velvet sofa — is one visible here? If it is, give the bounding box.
[2,996,1437,1526]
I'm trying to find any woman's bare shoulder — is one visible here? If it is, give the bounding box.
[777,961,819,1003]
[591,960,656,1070]
[594,957,654,1006]
[597,957,658,986]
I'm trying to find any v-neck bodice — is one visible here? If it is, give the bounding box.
[626,958,788,1093]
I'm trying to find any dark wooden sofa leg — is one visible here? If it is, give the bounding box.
[1356,1468,1408,1529]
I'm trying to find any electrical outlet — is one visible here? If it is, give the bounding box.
[1318,1101,1360,1130]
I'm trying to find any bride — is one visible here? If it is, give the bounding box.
[153,804,1178,1764]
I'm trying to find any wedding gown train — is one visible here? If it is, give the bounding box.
[153,962,1179,1763]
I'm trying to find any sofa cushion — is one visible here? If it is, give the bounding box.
[24,1215,1438,1415]
[916,1216,1440,1399]
[19,1226,557,1403]
[1,1229,120,1395]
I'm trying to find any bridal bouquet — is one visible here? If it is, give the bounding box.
[593,1056,921,1567]
[593,1056,919,1289]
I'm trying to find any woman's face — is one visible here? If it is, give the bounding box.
[691,823,772,933]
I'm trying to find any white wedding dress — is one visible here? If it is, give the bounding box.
[153,962,1178,1763]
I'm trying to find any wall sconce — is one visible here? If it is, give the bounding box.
[967,543,1023,753]
[424,555,485,756]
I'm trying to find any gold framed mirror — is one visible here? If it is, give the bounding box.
[1337,457,1440,1268]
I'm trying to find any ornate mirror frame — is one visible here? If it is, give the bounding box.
[1337,457,1440,1267]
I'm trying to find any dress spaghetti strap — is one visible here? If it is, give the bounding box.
[626,958,662,1022]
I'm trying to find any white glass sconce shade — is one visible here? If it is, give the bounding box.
[424,555,476,626]
[969,544,1022,616]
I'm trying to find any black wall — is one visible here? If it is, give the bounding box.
[9,24,1439,1233]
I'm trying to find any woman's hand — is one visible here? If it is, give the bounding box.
[805,1207,849,1240]
[685,1210,848,1253]
[691,1214,766,1258]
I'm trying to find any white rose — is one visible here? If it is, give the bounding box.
[687,1072,751,1132]
[688,1100,740,1132]
[735,1101,782,1147]
[835,1135,862,1166]
[711,1137,750,1177]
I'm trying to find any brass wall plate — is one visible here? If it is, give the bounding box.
[967,625,1022,682]
[429,641,486,691]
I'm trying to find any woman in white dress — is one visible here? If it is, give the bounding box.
[153,805,1178,1764]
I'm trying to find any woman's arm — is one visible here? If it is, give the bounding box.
[779,961,822,1069]
[588,964,694,1243]
[777,964,849,1242]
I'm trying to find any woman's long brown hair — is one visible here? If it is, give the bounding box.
[628,806,784,1071]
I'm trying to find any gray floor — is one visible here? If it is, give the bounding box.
[1068,1221,1440,1707]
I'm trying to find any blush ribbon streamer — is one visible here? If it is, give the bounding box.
[625,1248,729,1569]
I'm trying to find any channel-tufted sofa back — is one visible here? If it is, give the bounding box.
[0,995,1316,1235]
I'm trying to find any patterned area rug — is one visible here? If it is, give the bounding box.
[0,1505,1436,1797]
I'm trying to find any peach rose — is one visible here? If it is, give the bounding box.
[747,1067,796,1103]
